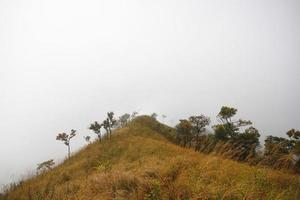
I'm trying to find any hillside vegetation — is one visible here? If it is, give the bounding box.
[1,116,300,200]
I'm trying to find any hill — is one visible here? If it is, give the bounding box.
[1,116,300,200]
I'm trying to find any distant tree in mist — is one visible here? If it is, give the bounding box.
[189,115,210,151]
[89,121,103,141]
[84,135,91,143]
[131,111,138,120]
[259,129,300,171]
[287,129,300,154]
[56,129,77,159]
[151,113,158,120]
[213,106,260,160]
[176,119,193,147]
[214,106,252,140]
[118,113,131,127]
[37,159,55,172]
[103,112,116,139]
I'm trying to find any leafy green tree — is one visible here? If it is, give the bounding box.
[56,129,76,159]
[214,106,252,140]
[262,135,294,168]
[286,129,300,170]
[89,121,103,141]
[176,119,193,147]
[264,136,293,156]
[287,129,300,154]
[235,126,260,160]
[189,115,210,151]
[263,129,300,162]
[213,106,260,161]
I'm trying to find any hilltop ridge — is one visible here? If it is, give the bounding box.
[1,116,300,200]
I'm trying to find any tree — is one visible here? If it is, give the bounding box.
[214,106,252,140]
[118,113,131,127]
[264,136,293,156]
[189,115,210,151]
[235,126,260,160]
[286,129,300,170]
[103,112,116,139]
[151,113,158,120]
[213,106,260,161]
[56,129,76,159]
[103,118,110,139]
[131,111,138,120]
[84,135,91,143]
[282,129,300,157]
[176,119,193,147]
[37,159,55,172]
[217,106,237,123]
[89,121,103,141]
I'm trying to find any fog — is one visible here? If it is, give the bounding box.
[0,0,299,186]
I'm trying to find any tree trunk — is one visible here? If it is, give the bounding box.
[195,133,199,151]
[108,127,112,139]
[68,145,70,159]
[98,133,101,142]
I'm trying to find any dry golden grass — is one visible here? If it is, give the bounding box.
[2,116,300,200]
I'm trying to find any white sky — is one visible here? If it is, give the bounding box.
[1,0,300,186]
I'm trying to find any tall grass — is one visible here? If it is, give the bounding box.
[2,116,300,200]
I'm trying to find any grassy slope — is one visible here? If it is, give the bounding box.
[2,116,300,200]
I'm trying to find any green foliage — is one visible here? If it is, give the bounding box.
[176,119,193,147]
[217,106,237,123]
[260,129,300,171]
[214,124,228,141]
[2,115,300,200]
[189,115,210,151]
[95,161,112,173]
[175,106,260,163]
[103,112,117,140]
[144,180,161,200]
[89,121,103,141]
[37,159,55,172]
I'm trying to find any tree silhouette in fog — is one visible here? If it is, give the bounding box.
[89,121,103,142]
[56,129,77,159]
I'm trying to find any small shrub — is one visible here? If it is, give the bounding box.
[144,180,161,200]
[95,161,112,173]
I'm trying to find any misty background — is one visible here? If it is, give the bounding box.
[0,0,299,187]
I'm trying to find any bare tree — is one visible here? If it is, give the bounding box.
[56,129,77,159]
